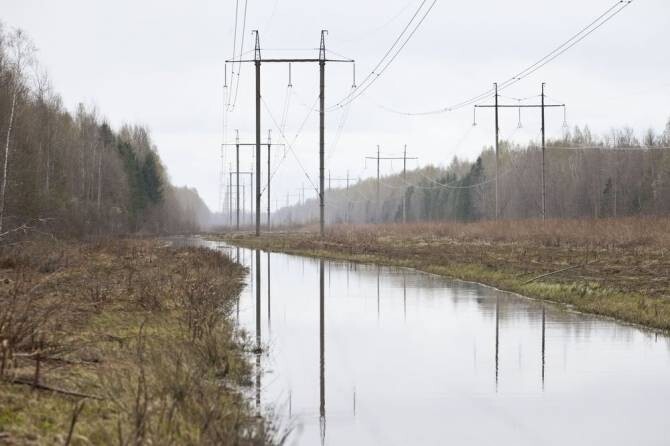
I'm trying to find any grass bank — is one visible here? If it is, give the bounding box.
[0,238,278,445]
[215,218,670,332]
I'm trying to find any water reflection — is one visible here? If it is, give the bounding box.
[319,259,326,446]
[171,238,670,446]
[255,249,261,411]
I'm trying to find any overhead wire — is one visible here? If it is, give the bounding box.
[332,0,418,43]
[229,0,249,111]
[260,95,321,195]
[327,86,356,162]
[227,0,240,109]
[379,0,634,116]
[327,0,439,110]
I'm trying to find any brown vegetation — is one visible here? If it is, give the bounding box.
[0,238,277,445]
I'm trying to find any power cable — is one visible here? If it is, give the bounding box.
[260,96,321,195]
[380,0,634,116]
[229,0,249,111]
[327,0,438,110]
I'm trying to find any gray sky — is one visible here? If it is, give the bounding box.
[4,0,670,211]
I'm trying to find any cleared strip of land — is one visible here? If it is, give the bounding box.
[218,218,670,332]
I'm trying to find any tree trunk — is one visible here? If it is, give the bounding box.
[97,146,103,212]
[0,90,18,233]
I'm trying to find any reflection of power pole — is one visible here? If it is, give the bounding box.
[474,83,565,220]
[319,259,326,443]
[403,273,407,322]
[255,249,261,409]
[226,30,354,238]
[495,295,499,391]
[541,306,546,389]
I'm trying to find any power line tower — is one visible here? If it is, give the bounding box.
[474,83,565,220]
[222,129,282,230]
[365,145,417,222]
[226,30,354,237]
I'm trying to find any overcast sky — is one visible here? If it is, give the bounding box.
[4,0,670,212]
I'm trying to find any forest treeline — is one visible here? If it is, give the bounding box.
[0,25,210,237]
[274,121,670,225]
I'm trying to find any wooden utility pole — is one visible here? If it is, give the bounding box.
[222,130,281,230]
[254,32,262,236]
[319,31,326,236]
[475,83,564,220]
[327,172,351,223]
[267,130,271,229]
[376,145,380,202]
[403,145,407,224]
[494,83,499,220]
[226,31,353,238]
[541,83,546,220]
[229,171,253,227]
[236,131,240,229]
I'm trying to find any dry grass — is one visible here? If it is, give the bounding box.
[0,238,280,445]
[318,216,670,248]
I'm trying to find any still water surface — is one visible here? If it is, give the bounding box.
[187,239,670,445]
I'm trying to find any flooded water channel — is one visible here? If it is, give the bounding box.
[182,238,670,445]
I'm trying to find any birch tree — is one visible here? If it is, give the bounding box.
[0,28,34,232]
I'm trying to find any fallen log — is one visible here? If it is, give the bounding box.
[10,377,103,400]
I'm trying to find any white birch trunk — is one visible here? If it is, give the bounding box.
[0,90,18,233]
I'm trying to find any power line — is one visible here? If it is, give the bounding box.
[261,96,321,195]
[379,0,634,116]
[227,0,240,109]
[229,0,249,111]
[327,0,439,110]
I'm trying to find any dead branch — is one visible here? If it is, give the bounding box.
[522,263,584,285]
[10,377,103,400]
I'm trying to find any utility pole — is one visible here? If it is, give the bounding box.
[327,172,351,224]
[319,31,326,237]
[403,144,407,224]
[254,31,262,236]
[236,130,240,229]
[229,171,254,227]
[345,169,351,223]
[228,170,233,227]
[365,147,417,223]
[222,130,282,230]
[474,83,565,221]
[541,82,546,221]
[226,31,354,238]
[494,83,499,220]
[376,145,380,202]
[267,130,271,229]
[250,171,254,226]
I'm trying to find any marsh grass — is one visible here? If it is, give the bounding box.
[0,238,279,445]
